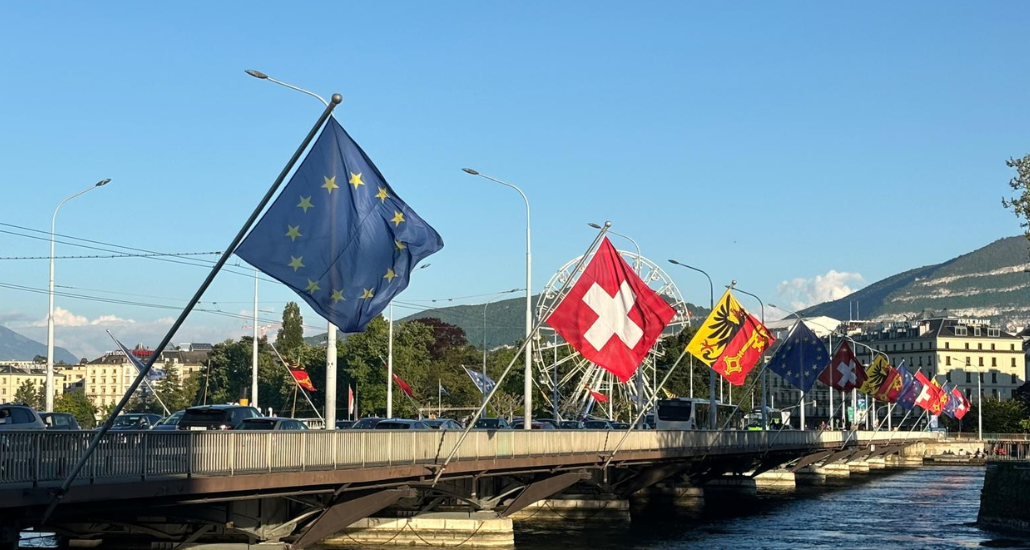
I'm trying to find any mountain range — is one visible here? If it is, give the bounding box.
[0,325,79,364]
[801,236,1030,329]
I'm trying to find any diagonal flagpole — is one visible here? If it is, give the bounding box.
[41,95,342,524]
[107,331,171,416]
[431,222,612,485]
[269,342,323,422]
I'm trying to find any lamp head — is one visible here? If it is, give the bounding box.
[668,259,680,265]
[462,168,480,176]
[245,69,269,79]
[96,179,111,187]
[588,223,602,229]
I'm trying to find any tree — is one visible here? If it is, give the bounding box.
[14,380,44,409]
[1002,153,1030,256]
[409,317,468,360]
[277,302,305,356]
[54,390,98,428]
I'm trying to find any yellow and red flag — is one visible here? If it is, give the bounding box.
[290,369,317,392]
[873,366,903,403]
[930,378,949,416]
[686,289,775,386]
[859,355,891,396]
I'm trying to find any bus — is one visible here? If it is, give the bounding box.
[655,398,739,430]
[743,408,789,430]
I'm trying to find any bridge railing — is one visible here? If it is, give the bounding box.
[0,429,934,488]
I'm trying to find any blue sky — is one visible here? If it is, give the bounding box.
[1,2,1028,358]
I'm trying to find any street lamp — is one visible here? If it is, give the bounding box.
[386,263,430,418]
[668,259,717,429]
[245,68,340,427]
[734,285,767,430]
[47,179,111,412]
[464,168,533,430]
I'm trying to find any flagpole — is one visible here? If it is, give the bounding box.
[438,379,442,418]
[432,222,611,485]
[269,342,323,422]
[42,95,342,523]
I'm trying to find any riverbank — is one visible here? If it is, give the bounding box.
[979,461,1030,533]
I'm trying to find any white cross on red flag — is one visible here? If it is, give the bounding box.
[817,339,866,391]
[546,237,676,382]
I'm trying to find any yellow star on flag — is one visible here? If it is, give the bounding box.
[285,225,302,242]
[384,268,397,282]
[322,175,338,194]
[349,172,365,189]
[375,187,389,203]
[395,240,406,250]
[391,211,405,226]
[305,279,321,294]
[360,288,375,299]
[297,196,314,213]
[331,290,345,303]
[288,256,304,272]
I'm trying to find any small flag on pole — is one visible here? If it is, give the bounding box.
[895,366,921,411]
[585,386,609,403]
[290,369,317,392]
[462,365,496,394]
[348,385,354,417]
[391,372,415,398]
[439,382,450,397]
[952,387,971,420]
[235,118,444,332]
[108,332,166,382]
[818,340,865,392]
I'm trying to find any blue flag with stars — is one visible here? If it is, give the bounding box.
[765,321,829,392]
[236,118,443,332]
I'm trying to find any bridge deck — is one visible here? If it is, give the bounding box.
[0,430,933,508]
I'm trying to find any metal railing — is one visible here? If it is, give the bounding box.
[0,429,934,488]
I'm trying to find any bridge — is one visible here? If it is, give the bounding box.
[0,430,937,550]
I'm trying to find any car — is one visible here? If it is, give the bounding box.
[40,412,81,430]
[532,418,561,429]
[335,420,356,429]
[151,410,185,431]
[423,419,462,430]
[0,404,45,430]
[350,417,387,430]
[473,417,511,430]
[611,422,631,430]
[177,405,262,431]
[558,420,584,429]
[239,417,309,430]
[511,421,556,430]
[373,419,431,430]
[111,413,163,430]
[583,420,614,430]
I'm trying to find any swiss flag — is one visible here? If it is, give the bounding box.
[546,238,676,382]
[953,387,971,420]
[818,340,865,391]
[913,371,942,413]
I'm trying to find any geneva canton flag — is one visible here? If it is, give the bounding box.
[237,118,443,332]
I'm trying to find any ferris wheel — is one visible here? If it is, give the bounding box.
[533,250,693,421]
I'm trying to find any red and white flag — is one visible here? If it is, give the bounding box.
[546,238,676,382]
[914,371,942,413]
[348,385,355,417]
[817,340,865,391]
[952,387,971,420]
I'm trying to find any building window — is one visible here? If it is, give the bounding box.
[965,343,970,350]
[893,344,897,352]
[1013,358,1018,368]
[966,357,971,366]
[992,372,998,384]
[918,356,923,366]
[966,372,972,383]
[978,343,983,350]
[975,327,982,337]
[1012,344,1016,351]
[919,342,923,350]
[992,357,997,367]
[946,357,952,366]
[956,327,968,336]
[928,355,933,366]
[966,389,972,400]
[946,372,952,383]
[980,373,985,383]
[1013,374,1019,384]
[989,328,1001,337]
[979,357,984,367]
[946,342,950,349]
[991,343,996,351]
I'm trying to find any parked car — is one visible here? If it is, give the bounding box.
[40,412,81,430]
[0,404,45,430]
[511,421,556,430]
[558,420,585,429]
[583,420,614,430]
[423,419,462,430]
[611,422,631,430]
[532,418,561,429]
[151,410,185,431]
[111,413,163,430]
[373,419,430,430]
[177,405,262,431]
[239,417,309,430]
[473,417,511,430]
[335,420,356,429]
[350,417,387,430]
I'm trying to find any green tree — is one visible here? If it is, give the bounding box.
[14,380,44,409]
[277,302,305,357]
[54,390,98,428]
[1003,153,1030,255]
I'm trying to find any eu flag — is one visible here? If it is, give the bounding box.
[236,118,443,332]
[895,366,919,411]
[765,321,829,392]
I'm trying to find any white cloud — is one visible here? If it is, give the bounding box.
[30,307,132,328]
[777,270,864,310]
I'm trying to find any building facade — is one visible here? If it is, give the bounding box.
[0,365,65,404]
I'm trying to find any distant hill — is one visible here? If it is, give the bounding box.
[305,294,710,350]
[801,236,1030,328]
[0,325,78,364]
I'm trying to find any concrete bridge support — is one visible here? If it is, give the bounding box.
[506,495,631,523]
[323,513,515,549]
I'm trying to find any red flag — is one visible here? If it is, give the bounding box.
[930,378,949,416]
[952,387,970,420]
[546,238,676,382]
[709,313,775,386]
[392,373,414,398]
[290,369,316,392]
[914,371,942,413]
[818,340,866,391]
[873,367,903,403]
[586,386,609,403]
[348,385,354,417]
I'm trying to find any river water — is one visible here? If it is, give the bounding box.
[20,466,1026,549]
[517,466,1027,550]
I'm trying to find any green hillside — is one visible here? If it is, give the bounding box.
[802,236,1030,326]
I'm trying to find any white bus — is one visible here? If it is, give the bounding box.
[655,398,739,430]
[743,408,789,430]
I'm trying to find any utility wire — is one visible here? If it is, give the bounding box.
[0,251,222,261]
